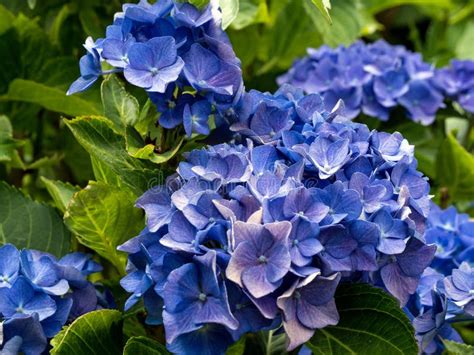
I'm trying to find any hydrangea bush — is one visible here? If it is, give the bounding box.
[1,0,474,355]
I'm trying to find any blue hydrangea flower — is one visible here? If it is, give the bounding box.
[278,40,445,124]
[0,244,108,353]
[0,314,47,355]
[277,272,341,350]
[226,221,292,298]
[444,262,474,316]
[435,59,474,113]
[121,83,434,352]
[68,0,244,137]
[124,36,184,93]
[162,251,238,345]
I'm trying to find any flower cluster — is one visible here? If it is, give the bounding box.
[68,0,243,137]
[435,59,474,113]
[277,40,445,124]
[0,244,111,354]
[407,205,474,353]
[120,84,436,354]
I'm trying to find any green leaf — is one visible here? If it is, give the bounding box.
[361,0,452,15]
[307,284,417,355]
[123,336,170,354]
[185,0,210,9]
[0,115,23,163]
[0,5,14,35]
[1,79,101,116]
[27,0,36,10]
[65,116,158,195]
[64,182,143,274]
[220,0,240,29]
[436,133,474,203]
[101,75,140,133]
[231,0,269,30]
[50,310,123,355]
[0,182,71,256]
[443,339,474,355]
[305,0,365,47]
[126,127,185,164]
[40,177,80,213]
[311,0,332,23]
[225,336,246,355]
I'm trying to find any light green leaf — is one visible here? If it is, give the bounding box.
[126,127,185,164]
[0,115,23,164]
[123,336,170,354]
[50,310,123,355]
[186,0,210,8]
[220,0,240,29]
[1,79,101,116]
[361,0,452,15]
[436,133,474,203]
[305,0,365,47]
[64,182,143,273]
[101,75,140,133]
[311,0,332,23]
[27,0,37,9]
[0,182,71,256]
[307,284,417,355]
[41,177,80,213]
[443,339,474,355]
[65,116,158,195]
[231,0,269,30]
[445,117,470,143]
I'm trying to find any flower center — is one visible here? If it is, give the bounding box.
[258,255,268,264]
[150,67,159,76]
[294,291,301,300]
[292,239,299,247]
[198,293,207,302]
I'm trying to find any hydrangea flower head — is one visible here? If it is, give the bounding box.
[68,0,243,137]
[278,40,444,124]
[0,244,110,354]
[120,84,435,353]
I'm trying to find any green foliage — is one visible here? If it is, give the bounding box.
[101,75,140,134]
[436,133,474,204]
[307,284,418,354]
[0,182,71,256]
[41,176,80,213]
[50,310,124,355]
[124,336,170,354]
[64,181,143,273]
[443,339,474,355]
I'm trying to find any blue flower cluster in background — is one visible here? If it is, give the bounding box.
[68,0,243,137]
[120,84,437,354]
[277,40,446,124]
[435,60,474,114]
[0,244,111,354]
[407,205,474,353]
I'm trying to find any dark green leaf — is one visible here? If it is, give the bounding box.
[101,75,140,133]
[307,284,417,355]
[0,182,71,256]
[1,79,101,116]
[436,133,474,203]
[123,336,170,355]
[0,5,14,35]
[50,310,124,355]
[64,182,143,273]
[41,177,80,213]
